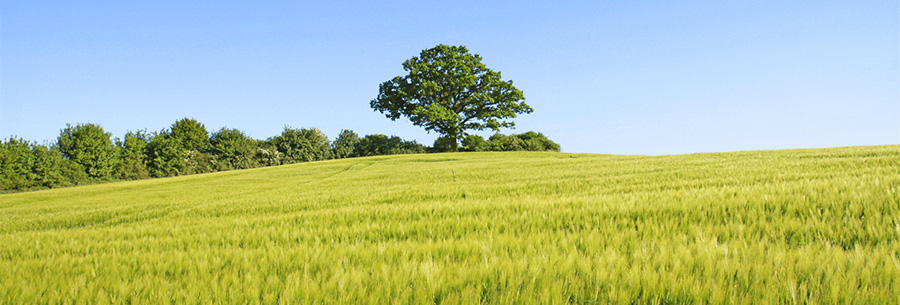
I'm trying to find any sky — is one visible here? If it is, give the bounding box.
[1,1,897,155]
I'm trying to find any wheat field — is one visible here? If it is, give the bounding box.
[1,145,898,304]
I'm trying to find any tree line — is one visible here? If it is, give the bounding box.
[0,118,559,192]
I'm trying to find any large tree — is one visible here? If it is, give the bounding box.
[371,44,532,152]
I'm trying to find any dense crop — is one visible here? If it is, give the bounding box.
[1,145,898,304]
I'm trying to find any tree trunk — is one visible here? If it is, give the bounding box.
[450,135,459,152]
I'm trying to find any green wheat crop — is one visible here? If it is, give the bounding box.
[1,145,898,304]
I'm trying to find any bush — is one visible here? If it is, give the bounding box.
[487,132,560,152]
[254,139,283,167]
[32,144,87,189]
[461,135,489,152]
[354,134,426,157]
[431,136,454,153]
[515,131,561,152]
[271,127,331,164]
[210,128,258,170]
[487,133,522,151]
[397,139,427,155]
[332,130,360,159]
[170,118,210,152]
[0,138,37,190]
[169,118,215,174]
[114,130,151,180]
[145,130,185,177]
[0,137,87,192]
[4,118,560,193]
[57,123,116,178]
[182,150,216,175]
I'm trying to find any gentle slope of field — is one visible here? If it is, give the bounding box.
[1,145,898,304]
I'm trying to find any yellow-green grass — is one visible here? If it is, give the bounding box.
[1,145,898,304]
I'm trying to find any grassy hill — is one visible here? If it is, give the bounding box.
[1,145,898,304]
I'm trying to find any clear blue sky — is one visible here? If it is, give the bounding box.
[2,1,897,155]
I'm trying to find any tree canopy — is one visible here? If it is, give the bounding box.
[210,127,257,170]
[331,129,360,159]
[2,117,559,193]
[57,123,116,178]
[371,44,532,152]
[170,118,209,152]
[271,127,331,163]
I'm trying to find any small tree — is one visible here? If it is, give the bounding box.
[487,133,522,152]
[1,137,86,191]
[170,118,210,152]
[0,137,37,190]
[143,118,212,178]
[354,134,392,157]
[57,123,116,178]
[354,134,425,157]
[331,129,360,159]
[486,132,560,152]
[461,134,488,152]
[114,130,151,180]
[168,118,214,175]
[271,127,331,163]
[145,130,184,177]
[396,139,427,155]
[210,127,258,170]
[431,136,454,153]
[516,131,560,152]
[32,144,86,188]
[254,139,283,167]
[371,44,532,152]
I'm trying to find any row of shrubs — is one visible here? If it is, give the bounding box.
[0,118,559,192]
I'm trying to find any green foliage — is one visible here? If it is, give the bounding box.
[516,131,560,152]
[170,118,210,152]
[30,144,86,188]
[57,123,116,178]
[167,118,215,175]
[487,131,560,152]
[460,134,488,152]
[182,150,216,175]
[145,130,185,177]
[429,134,492,152]
[354,134,426,157]
[0,137,86,191]
[371,44,532,152]
[487,133,522,151]
[431,135,454,153]
[253,139,283,167]
[114,130,151,180]
[271,127,331,164]
[3,117,560,192]
[1,145,898,303]
[0,138,38,190]
[210,128,258,170]
[331,129,360,159]
[432,134,491,152]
